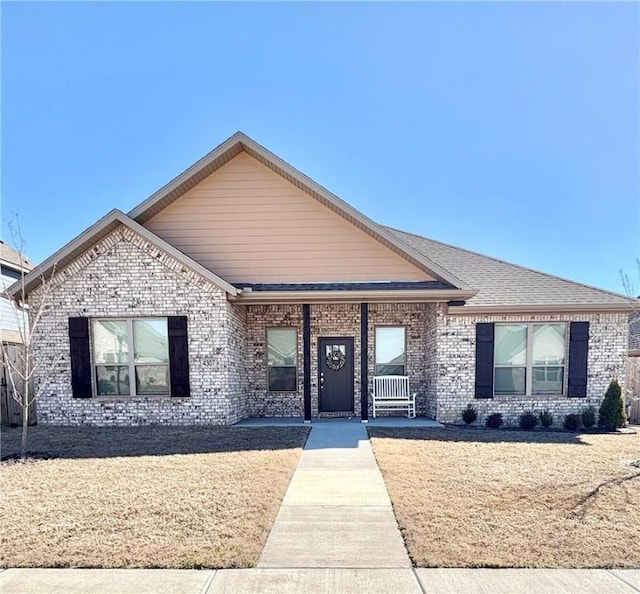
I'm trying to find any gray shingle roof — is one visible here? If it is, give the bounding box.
[386,227,637,309]
[0,240,34,272]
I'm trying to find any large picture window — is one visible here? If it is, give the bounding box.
[494,323,566,396]
[92,318,170,396]
[267,328,297,391]
[375,327,406,375]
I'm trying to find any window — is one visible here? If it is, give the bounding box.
[494,323,566,396]
[267,328,297,391]
[92,318,170,396]
[375,327,406,375]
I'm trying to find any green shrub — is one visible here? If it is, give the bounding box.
[519,411,538,431]
[581,406,596,429]
[563,413,583,431]
[485,413,503,429]
[598,379,627,430]
[461,404,478,425]
[539,410,554,429]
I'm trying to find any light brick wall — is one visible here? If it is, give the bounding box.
[29,226,245,426]
[434,306,628,426]
[29,225,627,427]
[245,305,304,417]
[368,303,436,416]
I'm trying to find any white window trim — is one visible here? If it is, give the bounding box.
[493,322,567,397]
[374,326,407,376]
[92,317,170,397]
[266,327,298,393]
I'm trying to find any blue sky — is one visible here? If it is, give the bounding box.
[2,2,638,293]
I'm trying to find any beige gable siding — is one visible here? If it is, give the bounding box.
[145,153,431,283]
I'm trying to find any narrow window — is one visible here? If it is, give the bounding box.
[531,323,565,395]
[375,327,406,375]
[133,319,170,395]
[267,328,297,391]
[494,324,527,395]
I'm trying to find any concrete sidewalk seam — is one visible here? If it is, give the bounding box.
[412,568,428,594]
[608,569,640,593]
[199,569,217,594]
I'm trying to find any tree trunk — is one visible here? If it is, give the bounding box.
[21,377,29,460]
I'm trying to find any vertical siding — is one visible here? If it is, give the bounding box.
[145,152,431,283]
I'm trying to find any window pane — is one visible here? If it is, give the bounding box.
[267,329,297,367]
[494,367,526,395]
[268,367,297,391]
[494,325,527,365]
[135,365,170,395]
[532,366,564,395]
[93,321,129,364]
[375,364,405,376]
[375,327,405,376]
[96,365,130,395]
[133,319,169,363]
[532,324,566,366]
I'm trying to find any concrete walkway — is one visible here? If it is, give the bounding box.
[258,420,411,568]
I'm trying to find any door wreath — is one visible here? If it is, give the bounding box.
[326,348,346,371]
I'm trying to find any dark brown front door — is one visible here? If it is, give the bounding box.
[318,337,354,413]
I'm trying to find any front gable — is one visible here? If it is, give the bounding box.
[144,151,432,284]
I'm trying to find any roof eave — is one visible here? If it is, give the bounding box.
[446,303,637,315]
[229,288,477,305]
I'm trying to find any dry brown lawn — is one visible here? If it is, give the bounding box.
[0,425,309,569]
[369,427,640,568]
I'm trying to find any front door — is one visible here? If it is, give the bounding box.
[318,337,354,413]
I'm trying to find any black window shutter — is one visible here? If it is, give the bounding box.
[69,317,92,398]
[475,323,495,398]
[168,316,190,397]
[568,321,589,398]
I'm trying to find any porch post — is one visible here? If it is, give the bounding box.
[303,303,312,423]
[360,302,369,422]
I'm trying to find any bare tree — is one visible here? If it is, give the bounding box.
[1,217,60,459]
[621,258,640,424]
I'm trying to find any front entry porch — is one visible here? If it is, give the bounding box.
[245,301,438,422]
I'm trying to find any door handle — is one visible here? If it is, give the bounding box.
[320,373,324,388]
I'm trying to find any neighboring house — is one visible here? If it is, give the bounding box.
[1,240,34,344]
[1,241,36,426]
[7,132,638,426]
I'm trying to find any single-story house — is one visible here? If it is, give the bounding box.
[9,132,637,426]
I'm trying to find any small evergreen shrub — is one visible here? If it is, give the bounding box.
[519,411,538,431]
[485,412,503,429]
[563,413,583,431]
[539,410,554,429]
[581,406,596,430]
[598,379,627,430]
[461,404,478,425]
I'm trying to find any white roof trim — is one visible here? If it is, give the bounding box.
[7,210,238,299]
[127,132,471,291]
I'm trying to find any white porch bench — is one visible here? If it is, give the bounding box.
[372,375,416,418]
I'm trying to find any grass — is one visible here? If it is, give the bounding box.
[0,425,309,569]
[368,426,640,568]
